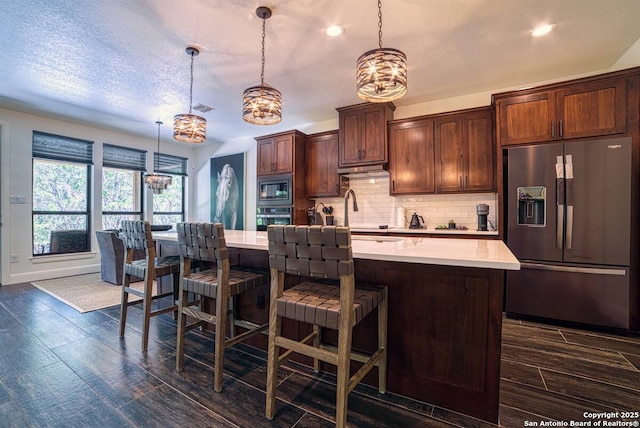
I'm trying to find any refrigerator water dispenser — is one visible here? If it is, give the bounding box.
[517,186,545,226]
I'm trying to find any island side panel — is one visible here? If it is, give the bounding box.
[353,259,504,423]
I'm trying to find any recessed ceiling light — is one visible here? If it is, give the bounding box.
[532,23,555,37]
[326,24,344,37]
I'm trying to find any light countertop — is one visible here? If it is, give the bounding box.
[154,229,519,271]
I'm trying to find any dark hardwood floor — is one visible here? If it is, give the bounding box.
[1,282,639,427]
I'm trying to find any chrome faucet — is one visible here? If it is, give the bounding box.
[343,189,358,227]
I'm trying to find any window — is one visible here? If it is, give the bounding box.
[102,144,146,229]
[32,131,93,255]
[152,153,187,226]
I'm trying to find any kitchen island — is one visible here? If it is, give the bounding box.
[154,229,519,423]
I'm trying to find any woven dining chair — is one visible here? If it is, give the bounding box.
[119,220,181,351]
[265,225,388,427]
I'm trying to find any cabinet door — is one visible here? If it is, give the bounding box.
[389,119,435,194]
[496,92,555,146]
[556,78,627,140]
[464,110,495,192]
[435,117,464,192]
[272,133,293,174]
[307,132,341,197]
[257,139,275,175]
[361,105,388,163]
[339,109,362,166]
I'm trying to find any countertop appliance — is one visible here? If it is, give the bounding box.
[476,204,489,231]
[505,137,632,329]
[408,212,425,229]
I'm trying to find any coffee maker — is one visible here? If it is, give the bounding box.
[476,204,489,231]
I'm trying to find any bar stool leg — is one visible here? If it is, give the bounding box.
[213,285,229,393]
[119,273,130,337]
[265,271,283,420]
[141,272,154,351]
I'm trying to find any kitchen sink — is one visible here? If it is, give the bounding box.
[351,236,404,242]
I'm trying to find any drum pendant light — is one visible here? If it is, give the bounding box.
[174,46,207,143]
[356,0,407,102]
[242,6,282,125]
[144,121,172,194]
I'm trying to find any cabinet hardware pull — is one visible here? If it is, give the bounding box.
[551,121,555,138]
[362,149,366,159]
[459,176,463,189]
[559,120,563,137]
[465,175,468,188]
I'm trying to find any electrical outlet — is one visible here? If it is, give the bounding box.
[10,254,18,263]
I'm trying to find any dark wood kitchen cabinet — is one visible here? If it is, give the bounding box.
[337,102,395,167]
[389,117,435,194]
[434,107,494,192]
[306,130,348,198]
[256,130,306,176]
[495,76,628,146]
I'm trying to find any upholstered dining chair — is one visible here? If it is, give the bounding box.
[175,222,269,392]
[119,220,181,351]
[265,225,388,427]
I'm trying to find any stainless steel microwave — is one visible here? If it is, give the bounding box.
[257,174,292,206]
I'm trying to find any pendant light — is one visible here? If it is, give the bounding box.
[242,6,282,125]
[356,0,407,102]
[174,46,207,143]
[144,121,172,194]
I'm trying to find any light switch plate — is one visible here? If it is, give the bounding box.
[9,195,26,204]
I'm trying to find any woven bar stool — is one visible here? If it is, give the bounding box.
[265,225,388,427]
[175,222,269,392]
[119,220,181,352]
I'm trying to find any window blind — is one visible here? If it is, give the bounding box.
[103,144,147,171]
[155,153,188,176]
[32,131,94,164]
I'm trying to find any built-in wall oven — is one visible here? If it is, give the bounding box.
[257,174,292,206]
[256,206,292,231]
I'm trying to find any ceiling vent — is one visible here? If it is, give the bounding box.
[193,103,215,113]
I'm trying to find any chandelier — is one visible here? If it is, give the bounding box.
[145,121,172,194]
[356,0,407,102]
[174,46,207,143]
[242,6,282,125]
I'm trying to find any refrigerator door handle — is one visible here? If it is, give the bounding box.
[565,155,574,250]
[555,156,565,250]
[520,262,626,276]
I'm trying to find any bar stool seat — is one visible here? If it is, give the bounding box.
[175,222,269,392]
[265,225,388,427]
[119,220,181,352]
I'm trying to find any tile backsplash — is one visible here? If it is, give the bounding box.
[312,175,498,231]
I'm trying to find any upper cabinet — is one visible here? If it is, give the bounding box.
[256,130,306,176]
[337,102,395,167]
[389,107,494,195]
[435,108,494,192]
[389,118,435,195]
[495,76,628,146]
[306,130,348,198]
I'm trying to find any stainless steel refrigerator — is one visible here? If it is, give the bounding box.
[505,137,631,329]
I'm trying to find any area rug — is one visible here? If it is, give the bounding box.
[31,273,155,313]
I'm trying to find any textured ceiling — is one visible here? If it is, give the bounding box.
[1,0,639,146]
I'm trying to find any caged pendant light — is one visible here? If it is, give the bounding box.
[356,0,407,102]
[144,121,173,194]
[174,46,207,143]
[242,6,282,125]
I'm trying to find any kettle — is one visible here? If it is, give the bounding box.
[408,212,425,229]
